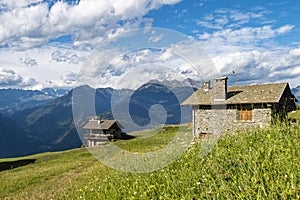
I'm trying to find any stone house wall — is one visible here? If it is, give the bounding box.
[192,104,272,137]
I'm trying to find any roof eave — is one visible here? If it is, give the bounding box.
[181,101,280,106]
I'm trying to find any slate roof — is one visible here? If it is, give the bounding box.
[83,120,123,130]
[181,82,293,105]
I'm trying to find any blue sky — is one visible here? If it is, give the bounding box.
[0,0,300,89]
[150,1,300,44]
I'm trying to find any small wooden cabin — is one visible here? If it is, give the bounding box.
[83,117,123,147]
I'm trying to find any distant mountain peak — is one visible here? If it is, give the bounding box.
[0,88,69,115]
[41,88,69,97]
[147,78,201,89]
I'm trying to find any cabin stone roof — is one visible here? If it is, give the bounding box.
[82,119,123,130]
[182,82,295,105]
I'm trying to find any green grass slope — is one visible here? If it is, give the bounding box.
[0,123,299,199]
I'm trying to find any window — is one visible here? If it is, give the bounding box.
[239,109,252,121]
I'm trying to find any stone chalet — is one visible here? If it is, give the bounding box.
[181,77,298,137]
[83,117,123,147]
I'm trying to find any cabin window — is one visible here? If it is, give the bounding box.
[239,109,252,121]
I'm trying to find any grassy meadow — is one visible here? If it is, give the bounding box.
[0,114,299,199]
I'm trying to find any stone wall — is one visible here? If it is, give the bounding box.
[192,105,272,137]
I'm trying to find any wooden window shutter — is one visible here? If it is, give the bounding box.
[247,110,252,121]
[240,109,252,121]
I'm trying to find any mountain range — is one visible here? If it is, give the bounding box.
[0,114,43,157]
[0,88,68,115]
[0,79,198,158]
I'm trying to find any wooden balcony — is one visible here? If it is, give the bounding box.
[83,133,113,141]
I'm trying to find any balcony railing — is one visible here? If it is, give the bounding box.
[84,133,114,139]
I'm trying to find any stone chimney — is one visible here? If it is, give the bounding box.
[203,80,211,92]
[212,77,228,103]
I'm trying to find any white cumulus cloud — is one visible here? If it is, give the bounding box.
[0,0,182,49]
[0,68,37,88]
[289,47,300,57]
